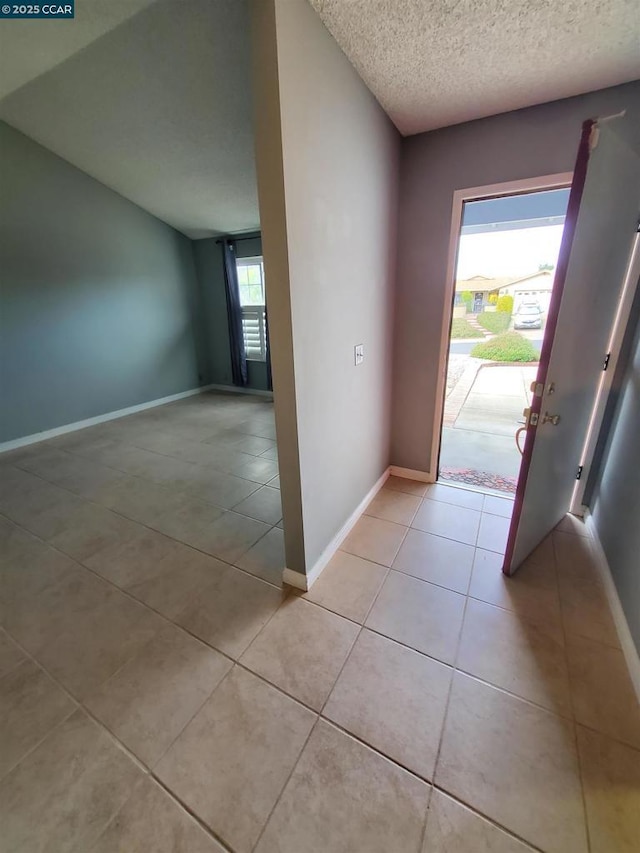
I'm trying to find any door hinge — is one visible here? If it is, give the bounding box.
[576,465,584,480]
[603,352,611,371]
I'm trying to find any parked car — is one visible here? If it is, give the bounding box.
[514,301,543,330]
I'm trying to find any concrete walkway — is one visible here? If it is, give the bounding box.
[440,364,537,480]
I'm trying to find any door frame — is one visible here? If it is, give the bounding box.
[569,229,640,514]
[430,172,574,481]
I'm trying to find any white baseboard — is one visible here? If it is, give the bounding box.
[282,467,391,592]
[207,383,273,399]
[584,511,640,704]
[389,465,435,484]
[0,384,222,454]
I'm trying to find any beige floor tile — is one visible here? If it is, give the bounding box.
[325,629,452,778]
[1,479,86,539]
[457,598,572,715]
[255,719,430,853]
[469,548,563,642]
[91,775,226,852]
[20,572,163,699]
[86,623,231,767]
[482,494,515,518]
[48,502,142,561]
[341,514,407,567]
[235,527,285,586]
[156,667,315,853]
[412,499,480,545]
[577,725,640,853]
[422,789,535,852]
[366,570,465,663]
[19,449,127,500]
[85,528,225,619]
[559,573,620,648]
[393,528,474,593]
[236,456,279,485]
[241,597,359,710]
[553,530,597,583]
[232,435,276,456]
[385,474,429,496]
[477,512,511,553]
[268,473,280,488]
[93,473,193,525]
[436,673,588,853]
[566,634,640,749]
[232,485,282,524]
[424,482,485,511]
[0,627,26,678]
[176,565,285,658]
[150,496,225,547]
[302,550,387,623]
[555,513,590,537]
[0,658,76,780]
[185,467,260,509]
[366,488,421,525]
[0,532,79,627]
[0,709,142,853]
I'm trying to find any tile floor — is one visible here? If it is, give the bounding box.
[1,394,639,852]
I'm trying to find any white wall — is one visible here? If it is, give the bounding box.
[251,0,400,578]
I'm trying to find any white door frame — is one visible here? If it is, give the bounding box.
[570,229,640,514]
[431,172,574,480]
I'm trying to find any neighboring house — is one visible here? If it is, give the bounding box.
[498,270,554,311]
[455,270,554,313]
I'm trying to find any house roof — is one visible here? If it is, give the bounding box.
[455,271,553,292]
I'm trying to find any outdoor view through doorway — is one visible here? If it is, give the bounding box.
[439,187,571,495]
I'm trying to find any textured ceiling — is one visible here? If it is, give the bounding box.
[309,0,640,135]
[0,0,258,238]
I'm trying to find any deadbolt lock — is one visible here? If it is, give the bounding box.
[523,407,539,427]
[542,412,561,426]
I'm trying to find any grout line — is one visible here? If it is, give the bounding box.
[553,533,594,853]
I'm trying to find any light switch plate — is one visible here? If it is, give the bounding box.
[354,344,364,365]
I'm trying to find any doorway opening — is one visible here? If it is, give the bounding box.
[437,183,571,499]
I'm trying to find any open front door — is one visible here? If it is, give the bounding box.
[504,116,640,574]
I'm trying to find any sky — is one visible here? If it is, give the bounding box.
[456,225,565,279]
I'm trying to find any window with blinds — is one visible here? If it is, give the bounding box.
[236,256,266,362]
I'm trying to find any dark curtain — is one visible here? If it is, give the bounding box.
[265,303,273,391]
[222,238,248,387]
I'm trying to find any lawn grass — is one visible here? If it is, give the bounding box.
[450,318,478,339]
[477,311,511,334]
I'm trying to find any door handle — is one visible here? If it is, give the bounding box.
[542,412,561,426]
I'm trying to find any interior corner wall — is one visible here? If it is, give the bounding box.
[192,234,270,392]
[253,0,400,575]
[0,121,206,443]
[392,79,640,473]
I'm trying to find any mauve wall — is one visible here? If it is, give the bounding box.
[391,79,640,473]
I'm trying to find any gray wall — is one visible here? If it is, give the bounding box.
[0,121,206,443]
[392,79,640,472]
[252,0,400,575]
[590,307,640,653]
[192,234,270,391]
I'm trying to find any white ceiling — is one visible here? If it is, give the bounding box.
[0,0,259,239]
[308,0,640,135]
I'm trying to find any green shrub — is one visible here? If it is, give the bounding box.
[497,294,514,314]
[477,311,510,334]
[460,290,473,309]
[450,318,478,339]
[471,332,539,362]
[488,293,498,304]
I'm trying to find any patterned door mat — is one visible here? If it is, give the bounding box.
[439,467,517,494]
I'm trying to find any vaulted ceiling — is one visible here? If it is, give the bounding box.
[0,0,259,239]
[309,0,640,135]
